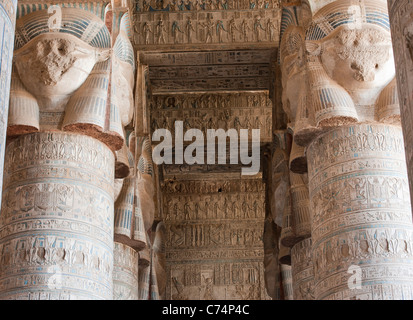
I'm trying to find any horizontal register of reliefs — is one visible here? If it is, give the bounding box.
[133,0,280,12]
[163,178,265,194]
[0,132,115,300]
[150,92,272,141]
[307,123,413,300]
[113,242,140,300]
[163,178,267,300]
[132,9,280,49]
[291,238,315,300]
[149,68,271,93]
[141,49,274,66]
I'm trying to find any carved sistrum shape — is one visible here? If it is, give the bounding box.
[152,222,167,300]
[114,139,147,251]
[289,172,311,240]
[306,1,396,111]
[287,0,402,147]
[8,8,136,153]
[136,136,156,232]
[263,217,281,299]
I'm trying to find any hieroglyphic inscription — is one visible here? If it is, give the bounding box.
[132,9,280,49]
[132,0,280,12]
[150,92,272,141]
[291,238,314,300]
[162,178,267,299]
[307,124,413,300]
[113,242,140,300]
[388,0,413,212]
[0,132,114,300]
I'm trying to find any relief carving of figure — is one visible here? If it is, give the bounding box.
[200,16,214,43]
[253,16,265,42]
[228,18,239,42]
[156,18,167,44]
[186,17,196,43]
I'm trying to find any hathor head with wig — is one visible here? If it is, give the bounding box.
[9,8,135,153]
[305,0,395,107]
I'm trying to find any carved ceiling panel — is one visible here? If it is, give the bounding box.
[142,49,276,93]
[161,178,269,300]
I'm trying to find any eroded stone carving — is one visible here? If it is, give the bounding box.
[132,9,280,48]
[9,8,135,153]
[291,238,314,300]
[0,132,115,300]
[163,178,267,300]
[281,0,402,147]
[307,124,413,300]
[113,242,140,300]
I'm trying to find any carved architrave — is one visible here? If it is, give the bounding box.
[132,9,281,50]
[132,0,281,13]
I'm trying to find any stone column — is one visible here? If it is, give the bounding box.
[138,248,151,300]
[113,242,139,300]
[291,238,314,300]
[280,264,294,300]
[388,0,413,208]
[0,0,17,208]
[307,124,413,300]
[0,132,114,299]
[278,0,413,300]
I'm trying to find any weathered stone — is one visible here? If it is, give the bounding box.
[308,124,413,300]
[291,238,314,300]
[0,132,115,300]
[113,242,140,300]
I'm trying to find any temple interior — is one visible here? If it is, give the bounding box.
[0,0,412,300]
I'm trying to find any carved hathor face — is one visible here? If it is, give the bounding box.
[318,25,395,104]
[13,33,108,110]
